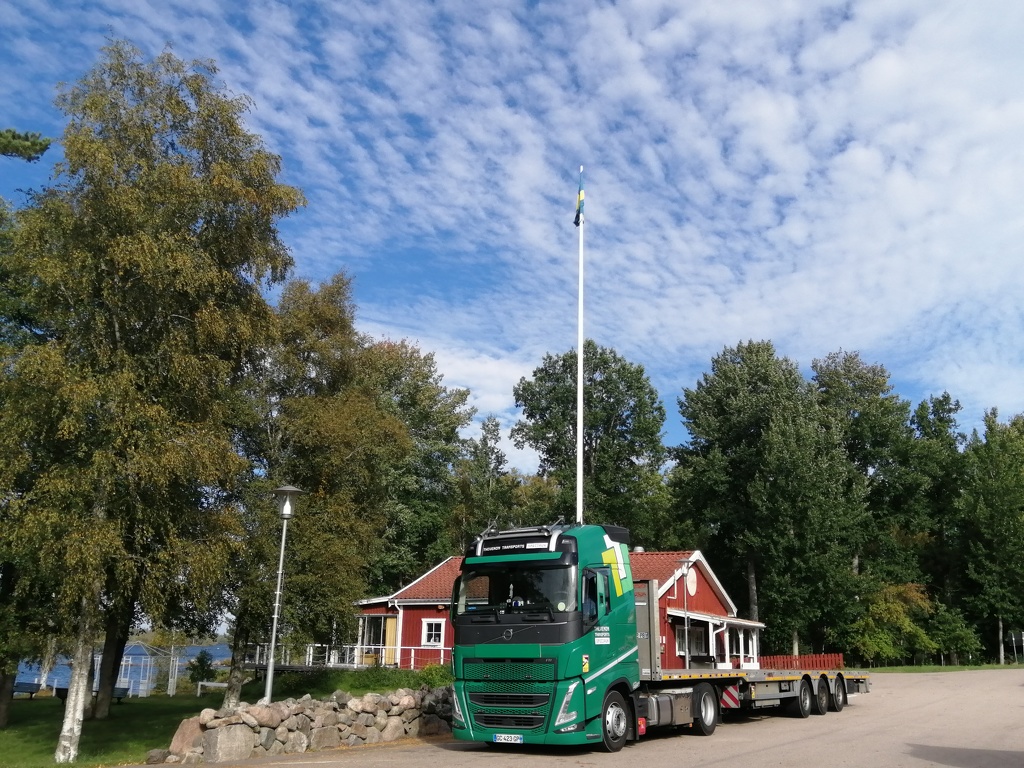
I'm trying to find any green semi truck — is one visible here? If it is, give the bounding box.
[449,522,870,751]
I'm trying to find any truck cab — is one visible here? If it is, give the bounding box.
[449,523,638,749]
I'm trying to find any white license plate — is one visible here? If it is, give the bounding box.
[493,734,524,744]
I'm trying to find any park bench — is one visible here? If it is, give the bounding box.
[54,685,131,704]
[12,681,42,699]
[196,680,229,696]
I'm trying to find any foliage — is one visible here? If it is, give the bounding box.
[0,129,51,162]
[512,339,670,544]
[673,340,865,651]
[186,650,216,684]
[957,411,1024,658]
[851,582,937,664]
[0,39,302,750]
[418,662,455,688]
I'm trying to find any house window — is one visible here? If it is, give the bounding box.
[422,619,444,647]
[675,624,707,656]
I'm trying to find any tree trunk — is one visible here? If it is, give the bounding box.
[94,606,131,719]
[55,598,98,763]
[791,629,800,656]
[0,670,14,729]
[222,623,249,709]
[746,554,759,622]
[998,615,1005,665]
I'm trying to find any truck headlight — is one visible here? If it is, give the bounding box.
[451,689,466,726]
[554,681,580,727]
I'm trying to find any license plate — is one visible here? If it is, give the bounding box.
[493,734,524,744]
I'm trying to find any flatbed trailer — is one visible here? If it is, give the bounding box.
[632,578,870,734]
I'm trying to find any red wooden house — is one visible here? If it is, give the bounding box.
[355,550,763,671]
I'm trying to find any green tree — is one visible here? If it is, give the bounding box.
[0,40,302,759]
[512,340,669,544]
[958,411,1024,662]
[850,582,937,665]
[357,339,473,592]
[223,273,410,705]
[0,128,51,161]
[674,340,865,653]
[451,416,517,551]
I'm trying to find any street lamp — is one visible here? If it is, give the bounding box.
[261,484,304,705]
[680,559,691,670]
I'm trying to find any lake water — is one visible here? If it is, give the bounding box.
[15,643,234,696]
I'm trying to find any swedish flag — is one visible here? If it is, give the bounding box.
[574,167,584,227]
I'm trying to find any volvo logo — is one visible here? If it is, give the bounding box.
[503,629,514,641]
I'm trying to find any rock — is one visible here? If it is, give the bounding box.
[420,713,451,736]
[295,713,311,736]
[332,690,352,705]
[275,724,289,743]
[258,727,277,751]
[374,709,389,731]
[346,698,364,713]
[247,705,283,729]
[284,730,309,754]
[202,723,254,763]
[345,733,362,746]
[310,726,341,751]
[206,714,243,729]
[168,717,203,756]
[364,727,383,744]
[401,708,420,723]
[358,695,379,715]
[181,753,202,765]
[198,708,219,726]
[381,716,406,742]
[145,748,169,764]
[239,711,260,730]
[357,712,376,727]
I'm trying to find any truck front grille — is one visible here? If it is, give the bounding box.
[475,712,546,729]
[469,692,550,707]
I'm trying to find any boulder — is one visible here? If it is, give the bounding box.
[381,716,406,742]
[310,726,341,751]
[145,748,169,764]
[247,705,282,729]
[169,717,203,756]
[202,723,254,763]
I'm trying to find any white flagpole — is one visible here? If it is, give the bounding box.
[576,165,585,525]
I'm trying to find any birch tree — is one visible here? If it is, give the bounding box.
[0,40,301,760]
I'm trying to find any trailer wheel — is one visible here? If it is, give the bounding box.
[812,677,829,715]
[601,690,630,752]
[789,679,812,718]
[692,683,718,736]
[831,677,846,712]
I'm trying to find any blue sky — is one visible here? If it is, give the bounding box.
[3,1,1024,471]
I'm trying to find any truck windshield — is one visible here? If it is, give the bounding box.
[456,566,577,615]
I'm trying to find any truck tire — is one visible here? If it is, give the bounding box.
[601,690,630,752]
[812,677,829,715]
[692,683,717,736]
[831,677,846,712]
[788,679,812,718]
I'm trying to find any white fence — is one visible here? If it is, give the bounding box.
[247,643,452,671]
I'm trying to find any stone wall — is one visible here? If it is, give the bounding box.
[148,686,453,764]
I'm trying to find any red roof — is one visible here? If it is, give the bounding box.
[630,551,695,585]
[390,556,464,601]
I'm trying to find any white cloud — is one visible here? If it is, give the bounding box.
[4,0,1024,465]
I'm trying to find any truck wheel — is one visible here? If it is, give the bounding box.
[692,683,717,736]
[812,677,829,715]
[831,677,846,712]
[789,679,812,718]
[601,690,629,752]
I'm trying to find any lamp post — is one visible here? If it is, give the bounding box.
[261,485,304,705]
[680,559,691,670]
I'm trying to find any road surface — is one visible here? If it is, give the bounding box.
[162,669,1024,768]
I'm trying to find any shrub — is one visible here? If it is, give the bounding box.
[418,663,453,688]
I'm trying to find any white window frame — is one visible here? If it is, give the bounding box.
[421,618,444,647]
[675,623,707,656]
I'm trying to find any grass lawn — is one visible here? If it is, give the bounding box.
[0,666,449,768]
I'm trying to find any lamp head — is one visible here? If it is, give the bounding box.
[273,485,305,519]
